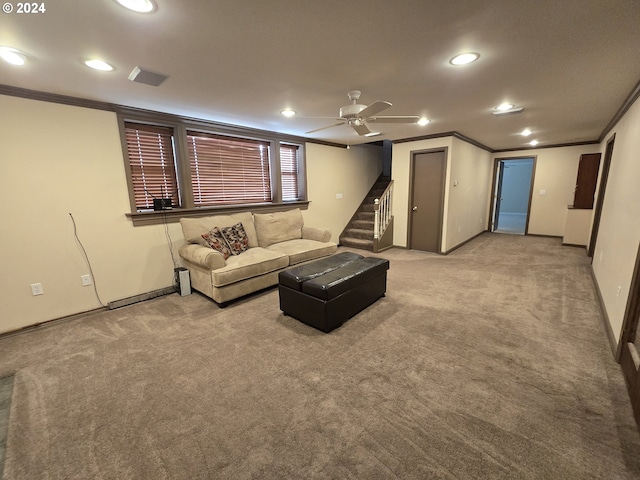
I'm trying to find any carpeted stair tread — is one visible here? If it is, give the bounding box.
[339,237,374,250]
[353,219,374,229]
[340,175,391,252]
[356,212,375,220]
[344,228,373,240]
[361,203,375,212]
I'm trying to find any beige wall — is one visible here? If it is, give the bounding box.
[304,143,383,243]
[391,137,453,249]
[492,145,599,236]
[0,95,180,332]
[391,136,492,252]
[445,138,493,251]
[0,95,376,333]
[591,97,640,343]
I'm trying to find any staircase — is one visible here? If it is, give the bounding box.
[340,176,391,252]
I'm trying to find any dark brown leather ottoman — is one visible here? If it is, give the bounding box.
[278,252,389,333]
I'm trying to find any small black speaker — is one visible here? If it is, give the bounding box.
[153,198,172,211]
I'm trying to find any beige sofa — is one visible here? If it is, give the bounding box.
[179,208,337,306]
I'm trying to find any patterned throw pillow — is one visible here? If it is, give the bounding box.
[201,227,233,260]
[220,222,250,255]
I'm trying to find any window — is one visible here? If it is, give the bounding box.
[124,123,179,211]
[119,110,307,224]
[280,144,300,201]
[187,131,272,207]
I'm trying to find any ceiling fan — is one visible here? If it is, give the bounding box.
[305,90,421,136]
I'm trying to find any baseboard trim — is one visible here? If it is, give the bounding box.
[590,266,618,358]
[107,286,177,309]
[443,230,488,255]
[527,233,564,239]
[0,306,107,339]
[0,286,177,339]
[562,242,588,250]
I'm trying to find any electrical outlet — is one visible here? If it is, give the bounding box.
[31,283,43,296]
[617,286,622,297]
[81,274,92,286]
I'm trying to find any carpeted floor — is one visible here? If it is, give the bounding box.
[0,376,13,479]
[0,233,639,479]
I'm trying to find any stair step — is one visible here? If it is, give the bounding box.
[356,211,375,221]
[361,203,375,212]
[353,219,374,229]
[340,237,374,251]
[344,228,373,240]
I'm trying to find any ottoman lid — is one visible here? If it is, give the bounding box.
[302,257,390,300]
[278,252,363,291]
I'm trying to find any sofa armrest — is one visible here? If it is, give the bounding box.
[179,244,226,270]
[302,225,332,243]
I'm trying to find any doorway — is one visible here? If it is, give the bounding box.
[617,241,640,428]
[588,135,615,258]
[408,149,446,253]
[490,157,535,235]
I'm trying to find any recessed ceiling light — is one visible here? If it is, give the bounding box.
[115,0,155,13]
[450,52,479,65]
[364,131,382,137]
[84,59,114,71]
[281,109,296,117]
[520,128,532,136]
[495,103,514,111]
[0,47,27,66]
[529,139,539,146]
[492,103,524,115]
[417,117,430,126]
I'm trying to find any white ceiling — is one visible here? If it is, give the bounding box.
[1,0,639,150]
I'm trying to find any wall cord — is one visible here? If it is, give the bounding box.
[69,213,107,308]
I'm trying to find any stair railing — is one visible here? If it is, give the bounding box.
[373,180,393,241]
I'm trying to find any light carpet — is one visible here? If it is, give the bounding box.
[0,233,638,479]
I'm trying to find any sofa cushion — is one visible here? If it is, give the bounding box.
[211,248,289,287]
[201,227,233,260]
[220,222,250,255]
[254,209,303,247]
[180,212,258,247]
[267,239,338,265]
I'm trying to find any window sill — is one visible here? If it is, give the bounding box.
[126,201,310,226]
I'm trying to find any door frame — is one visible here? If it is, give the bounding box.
[488,156,537,233]
[617,241,640,427]
[407,147,448,254]
[588,134,615,258]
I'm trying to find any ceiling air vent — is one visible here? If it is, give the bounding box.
[128,66,168,87]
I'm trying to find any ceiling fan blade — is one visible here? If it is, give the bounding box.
[358,101,392,119]
[352,122,371,136]
[367,116,421,124]
[305,122,345,134]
